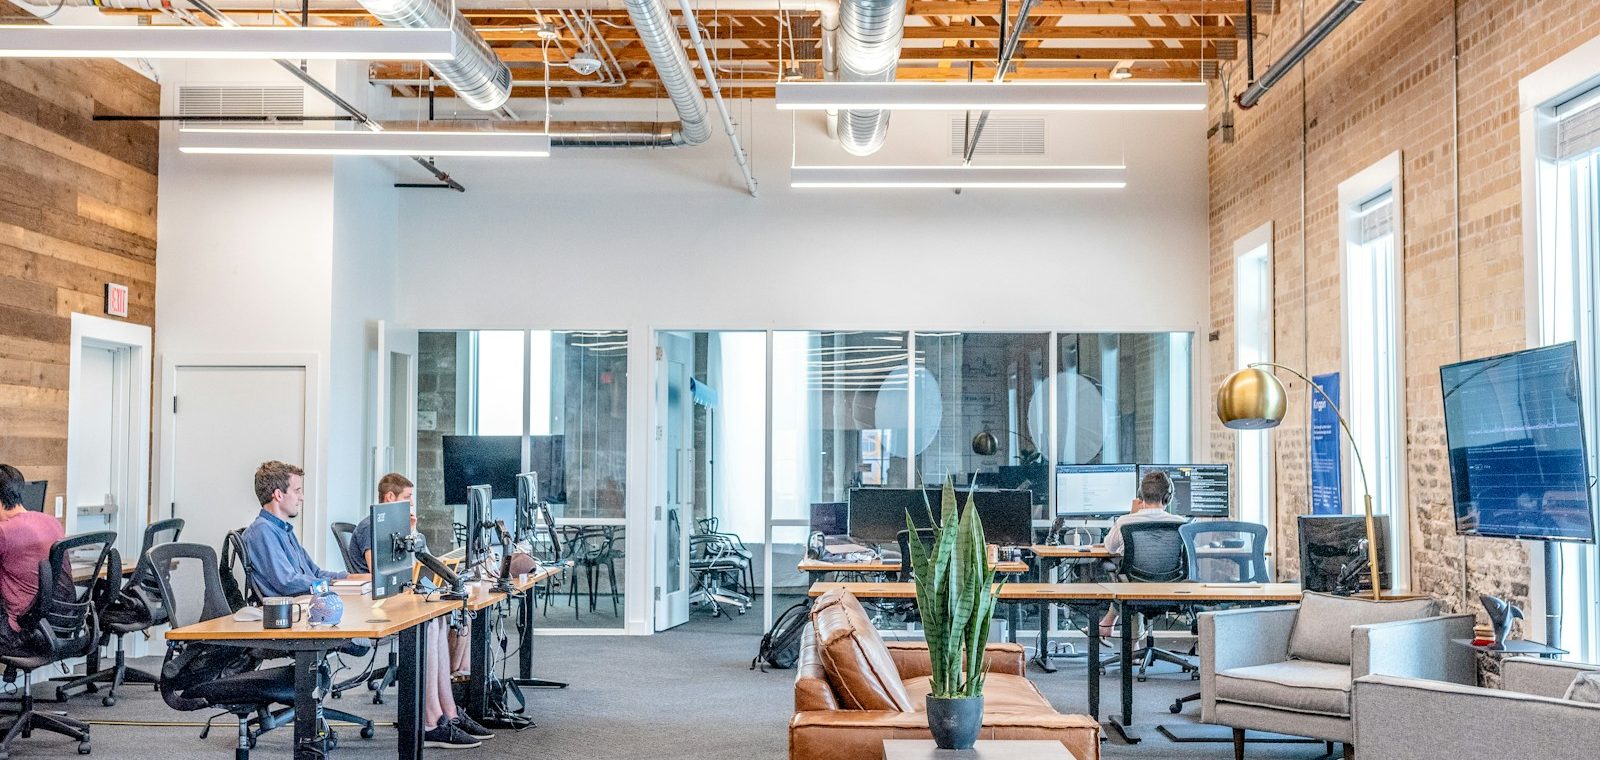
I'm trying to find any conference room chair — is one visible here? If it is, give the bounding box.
[57,519,184,706]
[219,529,376,735]
[687,527,749,618]
[149,541,373,760]
[0,531,117,758]
[696,517,755,599]
[1117,521,1197,681]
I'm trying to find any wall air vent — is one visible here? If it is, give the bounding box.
[948,116,1046,157]
[177,85,305,127]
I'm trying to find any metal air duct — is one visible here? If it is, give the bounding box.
[834,0,905,156]
[355,0,512,112]
[622,0,711,145]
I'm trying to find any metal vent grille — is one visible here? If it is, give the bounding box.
[948,117,1046,156]
[177,86,304,126]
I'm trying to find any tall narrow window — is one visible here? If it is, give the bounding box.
[1538,84,1600,661]
[1340,154,1409,590]
[1234,225,1273,530]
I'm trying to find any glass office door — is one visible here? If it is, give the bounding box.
[653,332,694,630]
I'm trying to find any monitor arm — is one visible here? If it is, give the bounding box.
[393,533,467,601]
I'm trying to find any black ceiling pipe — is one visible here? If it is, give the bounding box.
[1237,0,1367,109]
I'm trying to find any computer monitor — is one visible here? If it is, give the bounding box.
[848,488,1035,547]
[442,436,520,506]
[463,484,494,579]
[1139,464,1231,518]
[515,471,539,544]
[1054,464,1137,517]
[20,481,46,513]
[1298,514,1392,593]
[368,500,413,601]
[809,502,848,537]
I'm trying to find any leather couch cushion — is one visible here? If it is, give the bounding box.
[903,673,1054,715]
[1215,660,1352,717]
[1288,592,1438,664]
[812,589,914,712]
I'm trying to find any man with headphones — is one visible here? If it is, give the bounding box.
[1097,470,1187,639]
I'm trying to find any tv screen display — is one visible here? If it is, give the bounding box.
[1440,342,1596,543]
[442,435,520,507]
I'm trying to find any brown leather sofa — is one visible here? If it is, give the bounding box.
[789,588,1099,760]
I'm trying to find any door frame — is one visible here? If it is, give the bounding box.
[652,332,694,631]
[66,314,152,539]
[155,353,322,558]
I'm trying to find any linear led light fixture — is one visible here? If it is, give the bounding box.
[790,165,1126,189]
[178,128,551,157]
[0,26,456,60]
[775,82,1206,111]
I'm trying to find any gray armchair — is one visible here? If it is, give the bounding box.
[1354,657,1600,758]
[1199,593,1475,758]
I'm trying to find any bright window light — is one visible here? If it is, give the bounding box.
[776,81,1207,111]
[178,128,551,158]
[0,26,456,60]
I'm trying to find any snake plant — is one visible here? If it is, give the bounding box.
[905,481,1003,698]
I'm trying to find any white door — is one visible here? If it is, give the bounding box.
[69,347,123,544]
[169,366,308,554]
[653,333,694,630]
[371,321,420,496]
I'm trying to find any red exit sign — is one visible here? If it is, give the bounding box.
[105,283,128,318]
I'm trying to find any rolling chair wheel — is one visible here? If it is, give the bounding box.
[360,724,375,740]
[78,741,91,755]
[372,693,384,705]
[235,750,249,760]
[1169,701,1183,714]
[1137,675,1147,683]
[102,695,116,707]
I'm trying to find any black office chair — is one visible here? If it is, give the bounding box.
[56,519,185,706]
[1117,521,1197,682]
[1167,521,1270,714]
[218,529,375,735]
[687,528,749,619]
[330,522,361,573]
[0,531,118,759]
[150,541,372,760]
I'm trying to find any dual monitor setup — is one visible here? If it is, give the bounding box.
[1055,463,1231,519]
[367,471,555,602]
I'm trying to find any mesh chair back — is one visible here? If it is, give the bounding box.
[148,542,232,628]
[1179,521,1270,583]
[1118,522,1188,583]
[113,518,184,627]
[895,529,938,582]
[32,532,118,660]
[331,521,360,570]
[218,528,257,609]
[139,518,185,558]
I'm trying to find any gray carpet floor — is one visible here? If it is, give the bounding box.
[0,609,1342,760]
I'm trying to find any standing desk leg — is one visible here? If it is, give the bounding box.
[1086,602,1102,719]
[293,649,328,760]
[1106,600,1140,744]
[396,624,425,760]
[513,593,567,689]
[1006,597,1021,644]
[466,609,491,721]
[1032,556,1059,673]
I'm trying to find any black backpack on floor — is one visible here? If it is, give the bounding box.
[752,599,811,672]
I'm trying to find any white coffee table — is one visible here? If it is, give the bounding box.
[882,740,1075,760]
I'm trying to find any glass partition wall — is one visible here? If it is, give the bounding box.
[416,329,628,630]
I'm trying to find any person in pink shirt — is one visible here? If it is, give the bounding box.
[0,464,65,652]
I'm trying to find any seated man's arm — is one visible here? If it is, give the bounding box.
[244,528,324,597]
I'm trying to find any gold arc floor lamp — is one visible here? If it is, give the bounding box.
[1216,362,1383,601]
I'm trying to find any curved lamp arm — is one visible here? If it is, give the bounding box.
[1247,362,1382,600]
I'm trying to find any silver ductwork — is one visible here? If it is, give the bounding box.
[622,0,711,145]
[354,0,511,112]
[834,0,905,156]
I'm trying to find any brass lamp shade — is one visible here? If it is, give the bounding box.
[1216,367,1289,430]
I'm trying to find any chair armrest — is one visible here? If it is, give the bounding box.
[1352,614,1475,684]
[1504,656,1600,699]
[1199,605,1296,724]
[1354,674,1600,759]
[883,642,1026,680]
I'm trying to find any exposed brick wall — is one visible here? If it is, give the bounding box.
[1208,0,1600,623]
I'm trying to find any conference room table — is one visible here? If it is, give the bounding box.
[807,581,1117,719]
[461,565,566,725]
[166,588,468,760]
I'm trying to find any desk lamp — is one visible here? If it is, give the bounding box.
[1216,363,1383,600]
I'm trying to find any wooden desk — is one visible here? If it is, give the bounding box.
[461,565,567,725]
[808,582,1114,719]
[70,560,138,584]
[798,559,1030,585]
[1030,544,1117,561]
[168,591,462,760]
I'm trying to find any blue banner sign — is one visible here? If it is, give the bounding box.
[1309,372,1344,515]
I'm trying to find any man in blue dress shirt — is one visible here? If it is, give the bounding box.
[242,461,367,598]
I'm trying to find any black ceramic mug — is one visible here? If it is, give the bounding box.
[262,597,302,629]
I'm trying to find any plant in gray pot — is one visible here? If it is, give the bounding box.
[906,481,1002,750]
